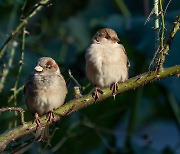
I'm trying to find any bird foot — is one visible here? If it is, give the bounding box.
[47,111,55,123]
[110,82,118,97]
[92,87,103,101]
[34,113,41,129]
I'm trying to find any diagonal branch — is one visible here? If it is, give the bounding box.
[155,15,180,72]
[0,65,180,152]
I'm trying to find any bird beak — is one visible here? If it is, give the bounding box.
[34,66,43,72]
[116,37,120,42]
[112,37,120,42]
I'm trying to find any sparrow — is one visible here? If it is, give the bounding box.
[24,57,67,141]
[85,28,130,100]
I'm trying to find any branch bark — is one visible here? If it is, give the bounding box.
[0,65,180,152]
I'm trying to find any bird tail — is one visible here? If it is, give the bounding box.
[35,125,49,142]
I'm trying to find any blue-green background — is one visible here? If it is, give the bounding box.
[0,0,179,153]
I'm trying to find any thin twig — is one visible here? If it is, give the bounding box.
[164,0,172,15]
[148,46,160,71]
[44,128,59,150]
[8,86,24,103]
[68,69,82,90]
[0,107,25,125]
[50,122,80,153]
[83,118,116,153]
[144,7,155,25]
[11,27,26,105]
[159,0,165,50]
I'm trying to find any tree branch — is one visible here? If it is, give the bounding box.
[155,15,180,72]
[0,65,180,152]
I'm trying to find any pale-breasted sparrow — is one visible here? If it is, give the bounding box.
[24,57,67,141]
[85,28,130,100]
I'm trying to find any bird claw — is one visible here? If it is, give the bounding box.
[110,82,118,96]
[92,87,103,101]
[34,113,41,129]
[47,111,55,123]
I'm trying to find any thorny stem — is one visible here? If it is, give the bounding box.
[0,65,180,152]
[148,0,159,71]
[155,15,180,72]
[159,0,165,50]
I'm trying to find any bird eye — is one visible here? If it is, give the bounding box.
[105,35,110,39]
[46,65,51,69]
[105,35,111,39]
[98,34,103,37]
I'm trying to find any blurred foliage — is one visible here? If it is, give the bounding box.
[0,0,180,153]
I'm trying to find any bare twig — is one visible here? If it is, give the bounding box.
[144,7,155,25]
[68,69,82,89]
[164,0,172,15]
[148,46,159,71]
[0,107,25,125]
[8,86,24,103]
[0,65,180,152]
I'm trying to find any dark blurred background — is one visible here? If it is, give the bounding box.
[0,0,180,153]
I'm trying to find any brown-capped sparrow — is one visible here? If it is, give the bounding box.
[85,28,130,100]
[24,57,67,141]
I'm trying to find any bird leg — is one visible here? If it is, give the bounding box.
[47,110,55,123]
[110,82,118,96]
[34,112,41,129]
[92,87,103,101]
